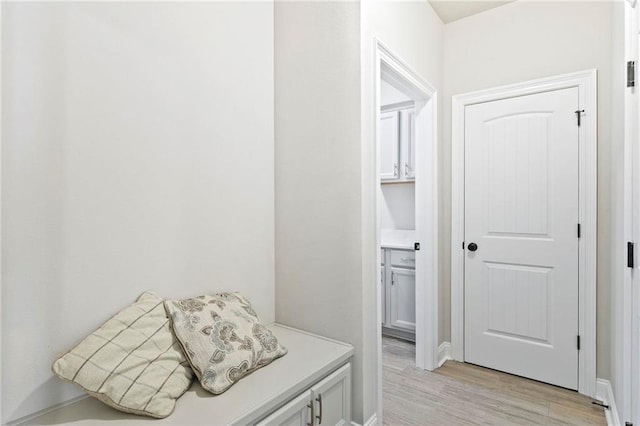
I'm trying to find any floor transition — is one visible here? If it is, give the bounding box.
[382,336,606,426]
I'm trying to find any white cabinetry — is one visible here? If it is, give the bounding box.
[390,267,416,331]
[26,325,353,426]
[258,392,312,426]
[380,111,400,180]
[258,364,351,426]
[380,104,415,183]
[381,248,416,340]
[403,109,416,180]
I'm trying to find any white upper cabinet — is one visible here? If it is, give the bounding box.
[380,111,400,180]
[380,105,415,183]
[402,109,416,180]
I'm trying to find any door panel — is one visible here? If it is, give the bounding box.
[380,111,399,181]
[257,391,310,426]
[464,87,579,390]
[400,108,416,180]
[390,268,416,331]
[310,364,351,426]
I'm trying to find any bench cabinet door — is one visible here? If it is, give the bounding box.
[310,364,351,426]
[257,391,311,426]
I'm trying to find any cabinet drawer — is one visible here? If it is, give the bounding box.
[390,250,415,267]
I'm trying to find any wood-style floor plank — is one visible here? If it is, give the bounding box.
[382,336,606,426]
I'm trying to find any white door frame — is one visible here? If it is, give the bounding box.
[624,1,640,424]
[451,69,598,397]
[373,39,439,421]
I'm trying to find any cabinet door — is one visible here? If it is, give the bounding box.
[380,111,400,181]
[310,364,351,426]
[390,268,416,331]
[257,391,311,426]
[402,109,416,180]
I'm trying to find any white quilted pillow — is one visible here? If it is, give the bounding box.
[52,292,194,418]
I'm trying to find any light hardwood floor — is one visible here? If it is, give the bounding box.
[382,336,607,426]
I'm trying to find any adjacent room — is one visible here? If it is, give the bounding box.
[2,1,638,426]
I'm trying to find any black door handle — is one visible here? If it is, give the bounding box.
[468,243,478,252]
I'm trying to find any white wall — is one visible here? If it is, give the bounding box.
[381,79,411,105]
[380,184,415,230]
[274,1,364,423]
[361,1,444,420]
[1,2,274,423]
[443,0,615,379]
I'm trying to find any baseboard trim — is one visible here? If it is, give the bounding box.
[352,413,377,426]
[596,378,621,426]
[6,394,88,426]
[437,341,451,367]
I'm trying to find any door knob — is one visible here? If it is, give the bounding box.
[467,242,478,252]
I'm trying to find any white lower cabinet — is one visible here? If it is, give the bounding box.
[381,248,416,339]
[389,267,416,331]
[258,364,351,426]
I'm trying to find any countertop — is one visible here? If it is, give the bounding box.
[380,228,416,250]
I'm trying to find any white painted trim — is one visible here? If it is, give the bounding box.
[451,69,598,397]
[437,341,451,368]
[0,1,4,422]
[626,3,640,425]
[621,3,638,425]
[375,39,438,372]
[352,413,378,426]
[6,395,88,426]
[597,379,622,426]
[372,38,439,424]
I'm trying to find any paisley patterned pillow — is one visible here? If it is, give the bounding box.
[164,292,287,395]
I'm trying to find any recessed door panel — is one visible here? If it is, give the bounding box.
[486,113,550,236]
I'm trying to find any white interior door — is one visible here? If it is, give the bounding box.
[464,87,580,389]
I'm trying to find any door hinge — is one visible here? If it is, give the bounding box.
[628,242,635,268]
[628,61,636,87]
[577,223,581,238]
[577,335,581,350]
[414,242,420,251]
[625,422,633,426]
[574,110,585,127]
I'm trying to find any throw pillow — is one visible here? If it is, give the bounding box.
[52,292,194,418]
[164,292,287,394]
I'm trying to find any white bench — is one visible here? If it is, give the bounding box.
[23,325,353,426]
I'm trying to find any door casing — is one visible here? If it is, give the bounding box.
[372,39,439,423]
[450,69,597,397]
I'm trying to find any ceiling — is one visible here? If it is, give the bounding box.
[429,1,516,23]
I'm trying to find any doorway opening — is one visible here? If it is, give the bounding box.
[373,40,439,421]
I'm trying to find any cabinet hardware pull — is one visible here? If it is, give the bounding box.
[307,401,314,426]
[405,162,410,177]
[316,394,323,424]
[400,257,415,262]
[394,163,398,177]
